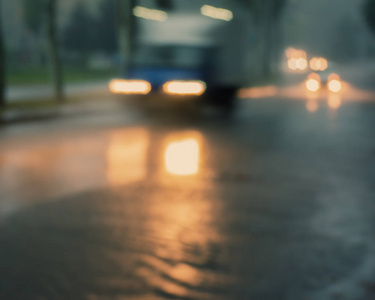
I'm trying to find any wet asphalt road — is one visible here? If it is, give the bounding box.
[1,84,375,300]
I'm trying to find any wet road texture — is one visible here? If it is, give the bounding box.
[1,85,375,300]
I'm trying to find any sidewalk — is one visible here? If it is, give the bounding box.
[6,81,109,103]
[1,82,116,124]
[0,98,121,125]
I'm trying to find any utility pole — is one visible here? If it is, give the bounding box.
[46,0,64,102]
[0,0,6,108]
[116,0,136,77]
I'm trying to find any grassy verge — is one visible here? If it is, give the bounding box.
[1,99,59,112]
[7,66,118,86]
[0,91,111,114]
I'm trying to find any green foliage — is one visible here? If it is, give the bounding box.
[62,3,96,53]
[363,0,375,35]
[236,0,262,21]
[273,0,287,19]
[23,0,45,34]
[95,0,117,54]
[236,0,287,23]
[0,0,5,107]
[156,0,173,10]
[7,65,117,86]
[63,0,121,55]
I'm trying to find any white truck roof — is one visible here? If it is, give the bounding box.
[137,13,224,47]
[135,7,254,87]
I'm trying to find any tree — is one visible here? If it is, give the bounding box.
[156,0,173,10]
[237,0,286,29]
[63,3,96,56]
[23,0,45,65]
[115,0,173,76]
[0,0,5,107]
[96,0,118,54]
[267,0,287,74]
[46,0,64,102]
[23,0,45,34]
[363,0,375,36]
[115,0,136,76]
[237,0,287,77]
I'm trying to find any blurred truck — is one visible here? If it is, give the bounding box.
[110,3,253,108]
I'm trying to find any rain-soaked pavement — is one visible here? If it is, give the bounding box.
[1,83,375,300]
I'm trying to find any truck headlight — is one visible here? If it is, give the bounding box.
[163,80,206,96]
[109,79,151,95]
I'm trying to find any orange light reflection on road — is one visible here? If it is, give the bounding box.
[137,173,219,295]
[109,79,151,95]
[107,129,149,186]
[169,263,202,286]
[306,100,319,112]
[328,94,342,110]
[237,85,278,98]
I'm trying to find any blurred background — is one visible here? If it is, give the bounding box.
[0,0,374,108]
[1,1,375,300]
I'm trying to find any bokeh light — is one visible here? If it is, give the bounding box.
[328,79,342,93]
[306,78,320,92]
[133,6,168,22]
[309,57,328,71]
[201,5,233,21]
[165,138,200,176]
[109,79,151,94]
[163,81,206,96]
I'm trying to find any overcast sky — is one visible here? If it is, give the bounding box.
[283,0,373,58]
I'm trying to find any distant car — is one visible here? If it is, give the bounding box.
[305,65,342,93]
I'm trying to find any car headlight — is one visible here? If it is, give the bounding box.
[306,78,320,92]
[328,80,342,93]
[327,74,342,93]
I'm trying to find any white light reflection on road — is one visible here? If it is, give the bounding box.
[328,94,342,110]
[163,132,203,177]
